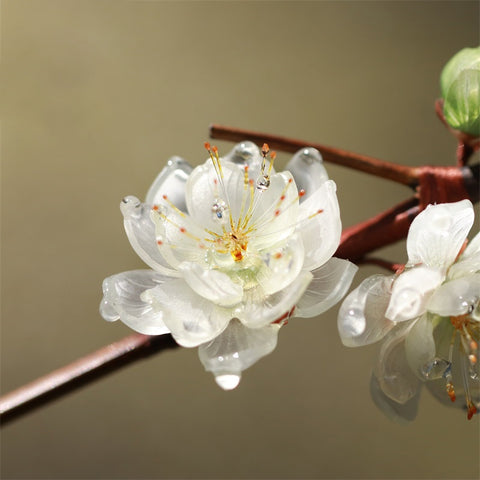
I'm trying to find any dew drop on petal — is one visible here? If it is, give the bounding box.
[421,357,451,380]
[215,374,241,390]
[211,199,228,223]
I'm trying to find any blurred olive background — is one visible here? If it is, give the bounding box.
[2,1,479,479]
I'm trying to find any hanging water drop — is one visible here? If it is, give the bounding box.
[215,373,241,390]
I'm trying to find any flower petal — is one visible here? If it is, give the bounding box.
[185,160,245,234]
[296,257,358,318]
[404,314,436,379]
[151,204,209,269]
[236,271,313,328]
[385,266,443,322]
[120,196,178,276]
[179,262,243,307]
[284,147,329,202]
[406,200,474,270]
[297,180,342,271]
[198,318,280,389]
[373,323,421,404]
[141,279,231,347]
[100,270,170,335]
[370,373,420,424]
[248,171,300,251]
[448,251,480,279]
[256,233,305,296]
[337,274,394,347]
[427,273,480,317]
[222,141,264,179]
[464,230,480,257]
[145,156,193,212]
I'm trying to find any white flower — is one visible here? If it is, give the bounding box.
[338,200,479,421]
[101,141,357,389]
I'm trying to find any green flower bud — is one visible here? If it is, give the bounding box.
[440,46,480,137]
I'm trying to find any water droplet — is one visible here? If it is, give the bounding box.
[422,357,451,380]
[211,199,228,222]
[232,141,258,163]
[215,374,241,390]
[256,176,270,191]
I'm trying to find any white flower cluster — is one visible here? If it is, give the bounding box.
[101,141,356,389]
[338,200,479,421]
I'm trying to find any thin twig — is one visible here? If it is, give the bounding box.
[0,334,178,425]
[209,124,419,186]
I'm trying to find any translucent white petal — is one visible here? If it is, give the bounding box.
[374,323,421,404]
[406,200,474,270]
[386,266,443,322]
[151,206,208,269]
[145,156,193,212]
[120,196,178,276]
[448,251,480,279]
[464,230,480,257]
[297,180,342,271]
[427,274,480,316]
[185,160,245,235]
[222,141,263,179]
[337,274,394,347]
[404,314,436,379]
[256,233,305,296]
[284,147,329,202]
[141,279,231,347]
[100,270,170,335]
[198,318,280,388]
[236,271,313,328]
[296,257,358,318]
[248,171,299,251]
[179,262,243,307]
[370,373,420,424]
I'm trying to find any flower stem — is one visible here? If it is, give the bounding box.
[0,333,178,425]
[209,124,419,186]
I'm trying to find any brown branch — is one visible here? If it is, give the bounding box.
[210,124,419,186]
[0,333,178,425]
[336,196,420,262]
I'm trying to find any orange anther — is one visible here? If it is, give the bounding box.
[467,403,477,420]
[469,354,477,365]
[274,252,283,259]
[298,189,306,197]
[179,227,186,233]
[317,209,324,214]
[212,145,218,154]
[157,240,163,246]
[274,209,281,216]
[204,142,211,150]
[270,151,277,160]
[249,179,254,186]
[446,382,456,402]
[288,178,293,184]
[471,340,478,351]
[244,165,249,172]
[262,143,270,155]
[162,194,168,200]
[280,195,286,201]
[152,205,159,211]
